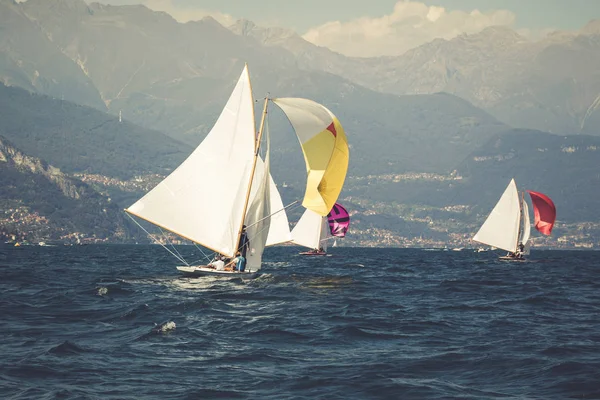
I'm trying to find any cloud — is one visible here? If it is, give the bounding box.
[302,1,516,57]
[95,0,237,26]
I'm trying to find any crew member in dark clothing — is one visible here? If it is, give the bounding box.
[239,225,250,258]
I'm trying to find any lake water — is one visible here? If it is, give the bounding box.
[1,245,599,399]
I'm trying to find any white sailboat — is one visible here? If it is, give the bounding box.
[292,202,350,256]
[292,209,331,255]
[126,64,351,276]
[473,178,555,260]
[271,96,350,257]
[126,65,291,276]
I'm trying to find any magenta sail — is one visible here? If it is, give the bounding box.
[527,190,556,235]
[327,203,350,237]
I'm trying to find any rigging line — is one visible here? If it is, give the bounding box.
[158,226,187,263]
[244,200,300,229]
[191,243,214,264]
[286,201,304,214]
[254,93,270,102]
[239,217,280,253]
[158,229,213,265]
[125,213,189,266]
[319,236,338,243]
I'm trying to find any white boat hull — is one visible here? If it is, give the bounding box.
[176,266,260,278]
[299,251,330,256]
[498,256,526,262]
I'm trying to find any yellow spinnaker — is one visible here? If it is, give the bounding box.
[273,97,349,216]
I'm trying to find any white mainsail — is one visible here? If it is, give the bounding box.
[126,66,271,258]
[473,179,521,253]
[291,209,329,251]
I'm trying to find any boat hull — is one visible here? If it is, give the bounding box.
[498,256,526,261]
[176,266,260,278]
[299,251,330,256]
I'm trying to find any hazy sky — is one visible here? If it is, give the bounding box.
[91,0,599,57]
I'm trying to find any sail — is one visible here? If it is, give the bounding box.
[126,66,255,257]
[473,179,521,253]
[527,190,556,235]
[249,157,291,247]
[291,208,325,250]
[522,241,531,256]
[272,97,349,216]
[265,169,292,247]
[327,203,350,238]
[244,119,273,272]
[320,215,329,252]
[521,200,531,245]
[521,200,531,255]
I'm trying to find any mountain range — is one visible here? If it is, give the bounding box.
[234,18,600,136]
[1,0,599,247]
[3,0,599,139]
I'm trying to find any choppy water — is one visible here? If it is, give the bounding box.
[1,245,599,399]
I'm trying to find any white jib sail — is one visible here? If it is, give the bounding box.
[473,179,521,253]
[265,169,292,246]
[521,200,532,255]
[126,66,256,257]
[244,118,273,272]
[291,208,326,250]
[320,214,330,252]
[249,158,291,247]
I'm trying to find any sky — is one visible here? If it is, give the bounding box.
[89,0,600,57]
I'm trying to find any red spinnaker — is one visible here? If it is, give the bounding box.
[527,190,556,235]
[327,203,350,237]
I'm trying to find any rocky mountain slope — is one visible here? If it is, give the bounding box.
[0,135,134,243]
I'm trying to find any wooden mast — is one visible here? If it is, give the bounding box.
[234,96,269,255]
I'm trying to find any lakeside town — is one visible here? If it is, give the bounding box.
[2,170,598,249]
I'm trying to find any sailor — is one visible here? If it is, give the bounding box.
[226,252,246,272]
[239,225,250,258]
[208,255,225,271]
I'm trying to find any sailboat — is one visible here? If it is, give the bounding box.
[274,97,350,256]
[126,65,291,277]
[472,178,556,261]
[125,64,348,276]
[293,203,350,255]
